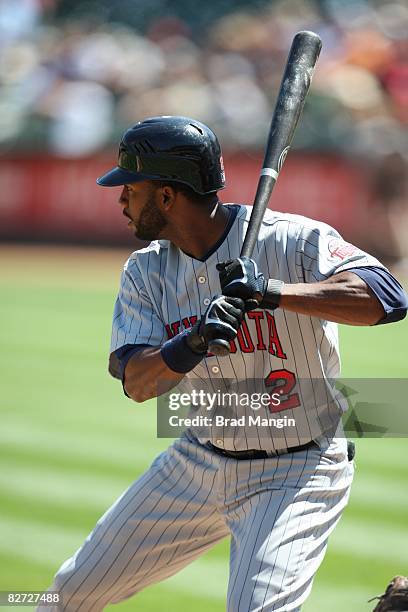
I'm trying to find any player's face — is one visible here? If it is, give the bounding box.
[119,182,167,241]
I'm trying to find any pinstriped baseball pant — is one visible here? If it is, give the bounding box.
[38,434,353,612]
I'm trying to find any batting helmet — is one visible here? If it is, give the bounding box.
[97,116,225,194]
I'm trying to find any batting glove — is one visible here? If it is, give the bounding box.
[217,257,267,311]
[186,295,245,353]
[217,257,284,311]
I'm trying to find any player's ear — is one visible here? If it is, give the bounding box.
[159,185,177,211]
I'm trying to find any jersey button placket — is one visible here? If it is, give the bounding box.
[200,273,210,307]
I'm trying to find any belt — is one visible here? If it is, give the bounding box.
[207,439,319,460]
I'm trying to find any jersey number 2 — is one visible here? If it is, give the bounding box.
[265,369,300,413]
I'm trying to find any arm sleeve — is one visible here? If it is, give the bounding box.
[108,344,152,380]
[347,266,408,325]
[109,261,167,380]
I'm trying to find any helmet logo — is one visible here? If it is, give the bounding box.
[220,156,225,181]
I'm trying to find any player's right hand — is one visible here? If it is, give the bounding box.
[193,295,245,348]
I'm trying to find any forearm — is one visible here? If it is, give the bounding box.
[124,347,184,403]
[278,271,385,325]
[123,296,245,402]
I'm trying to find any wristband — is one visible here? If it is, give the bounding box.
[160,330,206,373]
[260,279,285,310]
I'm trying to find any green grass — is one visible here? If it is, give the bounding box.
[0,246,407,612]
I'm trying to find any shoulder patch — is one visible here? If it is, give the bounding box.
[328,238,361,260]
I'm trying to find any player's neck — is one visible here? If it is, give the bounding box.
[164,201,231,260]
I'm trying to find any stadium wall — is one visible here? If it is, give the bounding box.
[0,153,373,247]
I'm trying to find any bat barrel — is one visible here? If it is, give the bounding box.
[241,30,321,259]
[263,31,322,172]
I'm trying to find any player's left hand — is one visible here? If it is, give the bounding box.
[217,257,267,311]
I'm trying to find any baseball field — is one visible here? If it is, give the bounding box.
[1,244,407,612]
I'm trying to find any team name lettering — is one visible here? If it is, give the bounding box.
[165,311,286,357]
[165,316,198,339]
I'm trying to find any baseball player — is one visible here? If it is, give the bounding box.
[39,116,407,612]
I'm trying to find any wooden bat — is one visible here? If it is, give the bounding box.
[209,30,322,356]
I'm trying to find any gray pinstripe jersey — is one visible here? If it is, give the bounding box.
[36,204,358,612]
[110,204,383,451]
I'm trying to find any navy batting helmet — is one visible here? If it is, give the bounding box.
[97,116,225,194]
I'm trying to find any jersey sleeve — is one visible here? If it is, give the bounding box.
[347,266,408,324]
[110,262,167,356]
[295,224,385,283]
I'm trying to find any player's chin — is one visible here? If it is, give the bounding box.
[134,226,161,241]
[127,220,139,236]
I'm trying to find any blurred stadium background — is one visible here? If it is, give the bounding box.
[0,0,407,610]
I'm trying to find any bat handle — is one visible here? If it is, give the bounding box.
[208,338,231,357]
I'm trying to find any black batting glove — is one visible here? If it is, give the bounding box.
[216,257,267,311]
[185,320,208,355]
[200,295,245,343]
[186,295,245,353]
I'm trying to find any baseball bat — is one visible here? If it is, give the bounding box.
[209,30,322,357]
